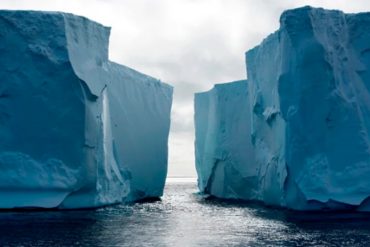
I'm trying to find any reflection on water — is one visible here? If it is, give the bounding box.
[0,182,370,246]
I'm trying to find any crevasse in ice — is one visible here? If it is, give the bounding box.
[0,11,173,209]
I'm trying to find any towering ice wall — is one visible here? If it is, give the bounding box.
[195,6,370,211]
[0,11,173,209]
[195,81,258,200]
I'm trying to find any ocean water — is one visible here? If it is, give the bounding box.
[0,181,370,247]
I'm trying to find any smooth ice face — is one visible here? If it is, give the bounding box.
[195,6,370,211]
[0,11,173,209]
[195,81,259,200]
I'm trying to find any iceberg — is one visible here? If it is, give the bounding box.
[194,80,257,200]
[195,6,370,211]
[0,10,173,209]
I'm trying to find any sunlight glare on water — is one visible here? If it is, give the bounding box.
[0,181,370,246]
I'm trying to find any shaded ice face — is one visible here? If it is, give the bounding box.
[0,10,173,209]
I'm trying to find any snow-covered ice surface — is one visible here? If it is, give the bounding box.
[0,11,173,209]
[195,6,370,211]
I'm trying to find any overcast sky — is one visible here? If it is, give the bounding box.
[2,0,370,177]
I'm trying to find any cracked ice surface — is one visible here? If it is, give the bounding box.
[0,11,172,209]
[195,6,370,211]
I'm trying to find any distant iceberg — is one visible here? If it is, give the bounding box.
[0,11,173,209]
[195,6,370,211]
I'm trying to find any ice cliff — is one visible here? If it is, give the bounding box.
[0,11,173,209]
[195,6,370,211]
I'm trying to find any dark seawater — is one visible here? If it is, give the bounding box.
[0,181,370,247]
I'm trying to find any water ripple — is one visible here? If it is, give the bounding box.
[0,182,369,246]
